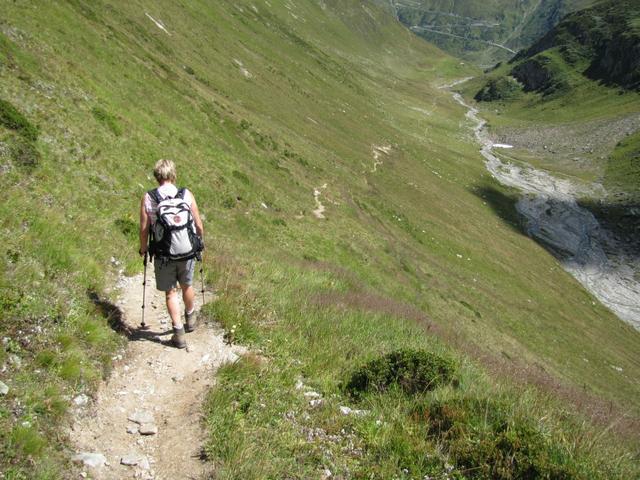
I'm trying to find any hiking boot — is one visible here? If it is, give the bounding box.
[185,310,197,333]
[171,327,187,349]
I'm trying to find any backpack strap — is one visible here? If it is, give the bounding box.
[148,188,162,204]
[176,187,186,200]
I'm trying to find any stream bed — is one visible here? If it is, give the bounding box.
[451,88,640,330]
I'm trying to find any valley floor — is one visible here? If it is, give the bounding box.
[450,82,640,329]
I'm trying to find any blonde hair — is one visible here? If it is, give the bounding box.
[153,159,177,183]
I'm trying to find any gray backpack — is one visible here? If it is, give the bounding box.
[148,188,202,260]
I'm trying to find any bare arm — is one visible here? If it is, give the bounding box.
[139,196,150,255]
[190,195,204,238]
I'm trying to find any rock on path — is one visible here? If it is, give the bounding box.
[70,270,245,479]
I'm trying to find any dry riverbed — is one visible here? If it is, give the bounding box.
[446,81,640,329]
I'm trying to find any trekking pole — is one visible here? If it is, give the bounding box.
[199,251,206,307]
[141,252,149,329]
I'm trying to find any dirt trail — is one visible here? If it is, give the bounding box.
[445,80,640,329]
[313,184,328,219]
[70,270,245,479]
[371,144,391,173]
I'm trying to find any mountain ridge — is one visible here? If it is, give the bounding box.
[374,0,595,65]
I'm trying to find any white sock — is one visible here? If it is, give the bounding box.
[174,323,184,330]
[186,308,194,315]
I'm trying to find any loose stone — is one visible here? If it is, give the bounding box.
[139,423,158,435]
[73,394,89,406]
[128,411,155,425]
[121,454,144,466]
[72,452,107,468]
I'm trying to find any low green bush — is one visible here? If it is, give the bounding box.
[91,106,122,136]
[114,217,137,241]
[231,169,251,185]
[474,77,522,102]
[345,348,456,397]
[417,396,582,479]
[9,136,40,169]
[0,99,38,141]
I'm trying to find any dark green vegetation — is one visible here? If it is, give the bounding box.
[509,0,640,94]
[605,132,640,198]
[1,0,639,478]
[419,395,603,479]
[0,99,38,141]
[345,349,457,397]
[0,99,40,169]
[375,0,594,65]
[474,76,522,101]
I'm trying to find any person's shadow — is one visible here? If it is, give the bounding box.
[88,290,175,347]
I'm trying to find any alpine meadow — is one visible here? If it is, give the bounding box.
[0,1,639,479]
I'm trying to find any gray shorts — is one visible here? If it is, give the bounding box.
[154,258,196,291]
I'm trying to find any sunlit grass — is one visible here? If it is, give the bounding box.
[0,0,638,477]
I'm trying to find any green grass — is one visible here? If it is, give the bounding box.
[202,257,640,478]
[604,131,640,199]
[0,0,639,477]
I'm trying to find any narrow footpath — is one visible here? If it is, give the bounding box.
[70,270,245,479]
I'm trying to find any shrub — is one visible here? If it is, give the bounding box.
[222,196,236,209]
[232,169,251,185]
[0,99,38,141]
[417,396,581,479]
[474,77,522,102]
[10,136,40,169]
[91,106,122,136]
[345,348,456,397]
[9,425,47,457]
[115,217,137,241]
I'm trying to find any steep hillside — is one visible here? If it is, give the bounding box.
[510,0,640,93]
[470,0,640,196]
[375,0,594,65]
[1,1,639,478]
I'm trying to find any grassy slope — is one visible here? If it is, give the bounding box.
[605,132,640,198]
[0,0,639,477]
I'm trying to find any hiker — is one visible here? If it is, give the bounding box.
[139,159,204,348]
